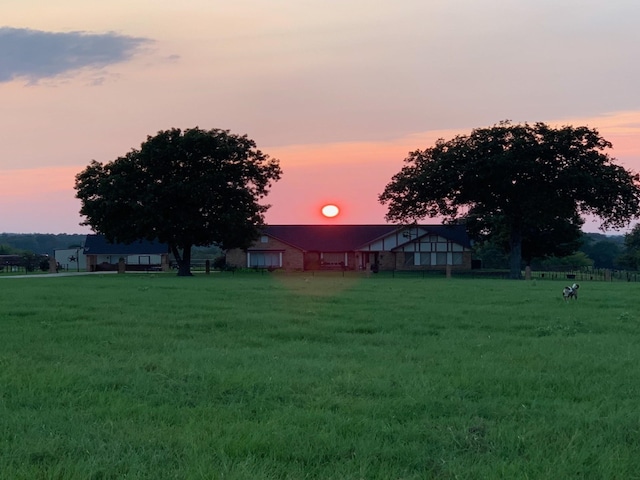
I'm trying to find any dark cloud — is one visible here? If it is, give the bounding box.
[0,27,152,83]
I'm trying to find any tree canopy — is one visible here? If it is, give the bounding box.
[75,127,282,276]
[617,224,640,270]
[580,234,624,270]
[379,121,640,278]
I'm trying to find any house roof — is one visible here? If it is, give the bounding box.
[83,235,168,255]
[260,224,471,252]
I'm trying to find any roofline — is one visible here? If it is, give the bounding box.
[353,225,403,250]
[253,230,308,253]
[354,224,471,250]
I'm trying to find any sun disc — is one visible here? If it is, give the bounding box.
[321,204,340,218]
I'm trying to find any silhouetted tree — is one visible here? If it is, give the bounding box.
[380,121,640,279]
[75,127,282,276]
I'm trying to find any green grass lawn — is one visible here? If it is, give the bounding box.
[1,272,639,479]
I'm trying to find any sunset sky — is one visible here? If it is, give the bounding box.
[1,0,639,234]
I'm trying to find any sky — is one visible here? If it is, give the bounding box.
[1,0,640,234]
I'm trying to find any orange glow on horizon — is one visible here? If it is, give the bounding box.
[0,165,81,198]
[2,110,640,233]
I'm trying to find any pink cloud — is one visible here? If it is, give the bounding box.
[0,166,79,198]
[547,111,640,171]
[265,115,640,225]
[0,166,89,233]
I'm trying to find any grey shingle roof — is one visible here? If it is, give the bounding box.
[260,225,471,252]
[83,235,168,255]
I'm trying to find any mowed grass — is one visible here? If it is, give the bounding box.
[1,272,640,479]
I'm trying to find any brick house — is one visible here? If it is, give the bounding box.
[225,224,473,272]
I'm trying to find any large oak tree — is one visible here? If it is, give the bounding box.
[75,127,282,276]
[379,121,640,279]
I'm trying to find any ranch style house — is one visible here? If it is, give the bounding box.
[225,224,473,272]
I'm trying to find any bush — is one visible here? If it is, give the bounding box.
[212,255,227,270]
[38,258,50,272]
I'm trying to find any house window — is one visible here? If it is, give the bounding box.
[435,252,448,265]
[321,252,347,266]
[452,252,464,265]
[404,252,415,266]
[419,242,432,251]
[419,253,431,266]
[260,236,269,243]
[248,251,281,268]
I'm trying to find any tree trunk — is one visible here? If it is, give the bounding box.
[171,244,193,276]
[509,229,523,279]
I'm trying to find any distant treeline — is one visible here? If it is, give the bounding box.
[0,233,86,256]
[474,231,628,271]
[0,231,627,268]
[0,233,222,259]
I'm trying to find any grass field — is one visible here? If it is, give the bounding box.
[1,272,639,479]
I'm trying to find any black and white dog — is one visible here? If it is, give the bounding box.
[562,283,579,301]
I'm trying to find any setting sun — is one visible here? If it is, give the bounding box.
[321,204,340,218]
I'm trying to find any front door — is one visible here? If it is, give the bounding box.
[361,252,379,270]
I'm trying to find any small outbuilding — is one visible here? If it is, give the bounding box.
[54,247,88,272]
[82,234,170,272]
